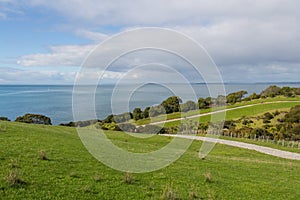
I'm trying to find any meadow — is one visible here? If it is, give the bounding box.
[0,121,300,199]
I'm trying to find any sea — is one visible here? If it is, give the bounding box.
[1,83,300,125]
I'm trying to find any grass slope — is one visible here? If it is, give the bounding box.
[0,121,300,199]
[163,101,300,127]
[136,97,300,125]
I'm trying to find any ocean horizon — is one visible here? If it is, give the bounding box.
[1,83,300,125]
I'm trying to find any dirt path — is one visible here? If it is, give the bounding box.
[163,134,300,161]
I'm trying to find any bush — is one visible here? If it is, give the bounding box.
[124,172,134,184]
[283,105,300,123]
[59,121,76,127]
[38,150,48,160]
[204,172,212,183]
[181,101,197,112]
[15,113,52,125]
[137,125,166,134]
[5,170,25,187]
[263,119,271,124]
[0,117,10,121]
[251,128,270,137]
[118,123,136,132]
[264,112,274,120]
[161,186,179,200]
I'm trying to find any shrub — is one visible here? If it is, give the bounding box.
[189,188,198,199]
[273,110,281,116]
[204,172,212,183]
[283,105,300,123]
[0,117,10,121]
[5,170,25,187]
[75,119,99,127]
[137,125,166,134]
[264,112,274,120]
[38,150,48,160]
[94,173,101,182]
[9,160,19,169]
[123,172,134,184]
[15,113,52,125]
[181,100,197,112]
[118,123,136,132]
[263,119,271,124]
[161,186,179,200]
[59,121,75,127]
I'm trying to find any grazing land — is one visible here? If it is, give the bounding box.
[0,121,300,199]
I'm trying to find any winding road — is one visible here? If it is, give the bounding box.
[153,101,300,160]
[163,134,300,161]
[149,100,300,126]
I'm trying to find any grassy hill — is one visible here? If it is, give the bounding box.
[1,121,300,199]
[136,97,300,126]
[151,100,300,128]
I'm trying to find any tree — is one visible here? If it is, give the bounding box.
[214,95,226,107]
[114,112,132,123]
[198,97,211,109]
[226,90,248,104]
[102,114,115,123]
[181,100,197,112]
[161,96,182,114]
[260,85,281,98]
[142,107,150,118]
[133,108,143,121]
[248,92,260,100]
[15,113,52,125]
[149,105,165,117]
[283,105,300,123]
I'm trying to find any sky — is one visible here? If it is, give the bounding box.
[0,0,300,84]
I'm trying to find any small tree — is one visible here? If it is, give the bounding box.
[181,100,197,112]
[142,107,150,118]
[161,96,182,114]
[133,108,143,121]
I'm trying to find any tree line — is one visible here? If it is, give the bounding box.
[101,85,300,123]
[1,85,300,129]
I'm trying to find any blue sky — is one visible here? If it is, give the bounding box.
[1,0,300,84]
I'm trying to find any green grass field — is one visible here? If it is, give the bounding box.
[1,121,300,199]
[163,101,300,127]
[136,97,300,125]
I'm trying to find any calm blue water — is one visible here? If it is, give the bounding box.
[1,83,300,125]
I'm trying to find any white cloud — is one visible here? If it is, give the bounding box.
[4,0,300,83]
[75,29,108,42]
[14,0,300,68]
[175,17,300,66]
[0,67,77,84]
[28,0,300,26]
[219,62,300,82]
[17,44,95,67]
